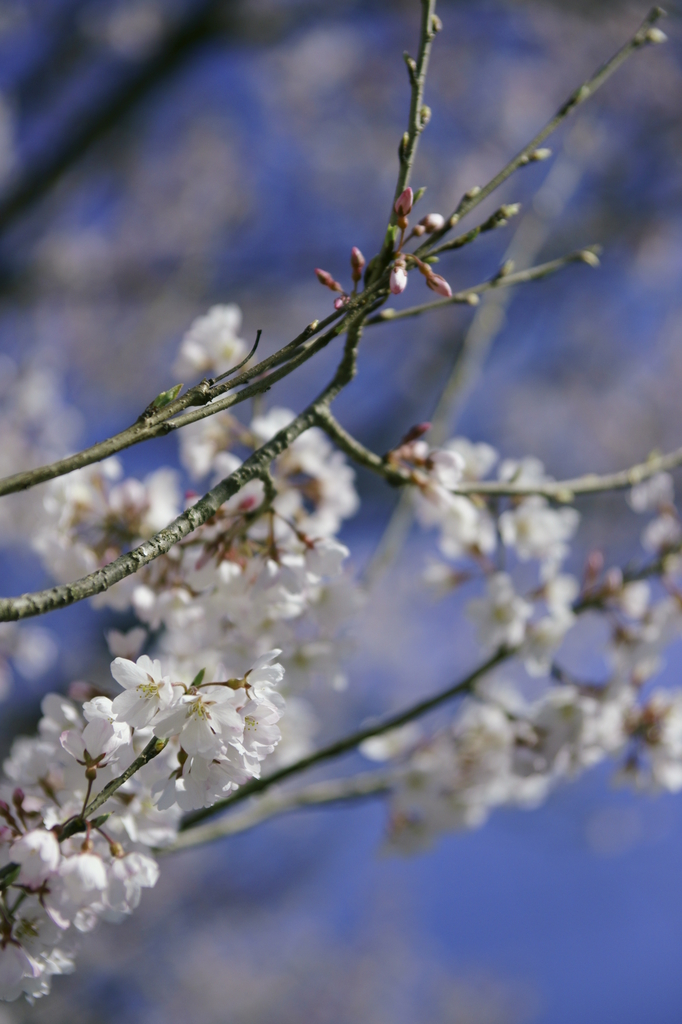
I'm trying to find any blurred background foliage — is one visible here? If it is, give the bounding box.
[0,0,682,1021]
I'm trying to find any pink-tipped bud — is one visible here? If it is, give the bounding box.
[400,422,431,446]
[315,268,343,293]
[390,259,408,295]
[334,295,350,310]
[419,213,445,233]
[350,247,366,283]
[425,273,452,298]
[394,187,413,218]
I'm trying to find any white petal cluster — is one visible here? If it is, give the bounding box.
[401,435,580,674]
[628,471,682,555]
[33,459,181,610]
[0,647,284,1002]
[373,674,682,853]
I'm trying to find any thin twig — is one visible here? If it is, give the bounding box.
[58,737,168,841]
[370,0,440,281]
[313,407,408,485]
[166,771,393,852]
[365,247,599,325]
[416,6,666,257]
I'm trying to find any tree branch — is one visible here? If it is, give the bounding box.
[0,310,368,621]
[415,6,666,257]
[166,771,393,852]
[179,647,507,831]
[314,408,682,504]
[0,309,343,498]
[313,407,408,485]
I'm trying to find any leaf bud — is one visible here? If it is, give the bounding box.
[151,383,183,410]
[464,186,481,200]
[645,27,667,44]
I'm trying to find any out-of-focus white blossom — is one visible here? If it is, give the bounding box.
[467,573,533,649]
[173,304,247,379]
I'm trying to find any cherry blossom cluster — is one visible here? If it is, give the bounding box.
[0,646,285,1001]
[362,463,682,851]
[28,306,364,728]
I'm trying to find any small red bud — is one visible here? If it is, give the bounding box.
[399,423,432,445]
[315,268,344,293]
[425,273,452,298]
[12,789,24,808]
[350,247,366,284]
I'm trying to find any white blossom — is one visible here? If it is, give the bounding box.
[467,573,533,649]
[173,303,247,378]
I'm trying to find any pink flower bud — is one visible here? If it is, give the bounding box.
[394,187,413,218]
[334,295,350,310]
[426,273,452,298]
[350,247,366,284]
[419,213,445,233]
[390,259,408,295]
[315,268,343,293]
[399,422,431,445]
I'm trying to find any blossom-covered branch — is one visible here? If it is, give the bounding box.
[0,320,366,621]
